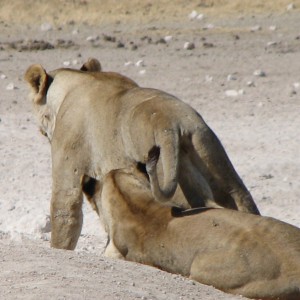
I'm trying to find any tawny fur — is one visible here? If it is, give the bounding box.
[81,157,300,300]
[24,58,259,249]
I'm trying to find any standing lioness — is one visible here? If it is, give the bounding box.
[25,58,259,250]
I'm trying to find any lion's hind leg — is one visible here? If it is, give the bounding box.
[190,128,260,214]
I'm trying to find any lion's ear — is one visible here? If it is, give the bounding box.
[80,58,102,72]
[24,64,50,104]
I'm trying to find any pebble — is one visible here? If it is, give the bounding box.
[63,61,71,66]
[189,11,204,20]
[225,89,245,97]
[86,35,99,42]
[139,70,146,75]
[247,81,255,87]
[287,3,295,10]
[164,35,173,43]
[250,25,261,32]
[183,42,195,50]
[269,25,277,31]
[1,74,7,79]
[135,60,145,67]
[124,61,133,67]
[6,83,15,90]
[253,70,266,77]
[188,10,198,20]
[266,41,278,47]
[40,22,53,31]
[227,74,237,81]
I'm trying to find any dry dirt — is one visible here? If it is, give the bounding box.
[0,1,299,299]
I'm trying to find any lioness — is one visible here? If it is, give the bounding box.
[81,148,300,300]
[25,58,259,250]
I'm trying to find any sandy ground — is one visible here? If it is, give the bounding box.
[0,1,299,299]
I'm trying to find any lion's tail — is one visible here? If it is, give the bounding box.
[146,128,179,204]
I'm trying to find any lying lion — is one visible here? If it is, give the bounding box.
[81,147,300,300]
[25,58,259,250]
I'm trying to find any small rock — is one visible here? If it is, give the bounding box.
[293,82,300,89]
[135,60,145,67]
[196,14,204,20]
[225,89,244,97]
[269,25,277,31]
[247,81,255,87]
[103,34,116,42]
[287,3,295,10]
[227,74,237,81]
[250,25,261,32]
[0,74,7,79]
[40,22,53,31]
[188,10,198,20]
[253,70,266,77]
[72,29,79,35]
[131,44,138,51]
[203,42,214,48]
[266,41,278,47]
[6,82,15,90]
[124,61,133,67]
[86,35,99,42]
[164,35,173,43]
[116,41,125,48]
[63,61,71,66]
[183,42,195,50]
[139,70,146,75]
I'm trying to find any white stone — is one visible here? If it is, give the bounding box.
[135,60,145,67]
[6,82,15,90]
[188,10,198,20]
[253,70,266,77]
[266,41,278,47]
[86,35,98,42]
[247,81,255,87]
[250,25,261,32]
[225,89,244,97]
[40,23,53,32]
[183,42,195,50]
[164,35,173,43]
[139,69,146,75]
[269,25,277,31]
[287,3,295,10]
[196,14,204,20]
[63,61,71,66]
[225,90,239,97]
[1,74,7,79]
[293,82,300,89]
[124,61,133,67]
[227,74,237,81]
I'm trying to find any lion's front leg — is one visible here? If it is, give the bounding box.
[50,186,83,250]
[50,150,84,250]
